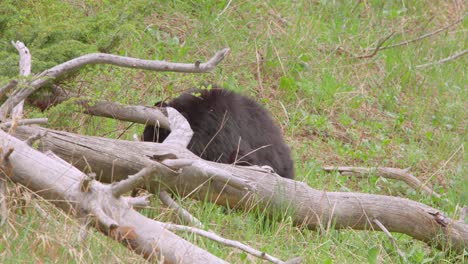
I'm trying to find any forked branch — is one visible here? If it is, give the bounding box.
[0,48,230,119]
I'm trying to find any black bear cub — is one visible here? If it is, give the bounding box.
[142,87,294,179]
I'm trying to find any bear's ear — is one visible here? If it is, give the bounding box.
[155,101,169,107]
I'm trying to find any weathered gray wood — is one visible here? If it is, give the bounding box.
[0,129,227,263]
[78,99,170,129]
[12,125,468,251]
[11,41,31,119]
[0,48,230,119]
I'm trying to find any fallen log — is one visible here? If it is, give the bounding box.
[0,129,227,263]
[12,125,468,252]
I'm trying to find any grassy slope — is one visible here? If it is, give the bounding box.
[0,0,466,263]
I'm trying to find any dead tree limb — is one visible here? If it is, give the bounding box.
[161,222,294,264]
[11,125,468,252]
[159,191,205,229]
[322,166,441,198]
[0,48,230,119]
[79,99,171,128]
[0,118,48,129]
[23,86,171,128]
[0,129,227,263]
[372,218,407,262]
[375,16,465,51]
[11,41,31,119]
[356,31,395,59]
[416,49,467,69]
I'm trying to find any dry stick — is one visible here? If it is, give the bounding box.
[374,16,465,51]
[323,166,441,198]
[372,218,407,262]
[27,88,172,129]
[0,48,230,120]
[159,191,205,229]
[79,99,171,129]
[11,41,31,119]
[356,31,395,59]
[416,49,468,69]
[160,222,295,264]
[0,118,48,129]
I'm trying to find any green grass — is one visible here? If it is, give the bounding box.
[1,0,466,263]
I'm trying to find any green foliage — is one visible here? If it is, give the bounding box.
[0,0,466,263]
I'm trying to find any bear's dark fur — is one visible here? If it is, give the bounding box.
[142,87,294,179]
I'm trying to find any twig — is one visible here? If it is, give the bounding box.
[11,41,31,120]
[0,80,18,100]
[416,49,467,69]
[159,191,205,228]
[0,48,230,120]
[1,118,48,129]
[111,167,157,198]
[161,222,294,264]
[357,31,395,59]
[373,218,407,262]
[217,0,233,19]
[323,166,441,198]
[376,16,465,51]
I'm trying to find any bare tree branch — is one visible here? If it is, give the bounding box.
[416,49,467,69]
[323,166,441,198]
[357,31,395,59]
[373,218,407,262]
[0,118,48,129]
[26,87,172,128]
[0,48,230,120]
[161,222,294,264]
[11,41,31,120]
[79,100,171,128]
[159,191,205,228]
[375,16,465,51]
